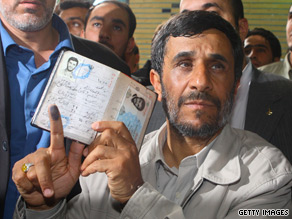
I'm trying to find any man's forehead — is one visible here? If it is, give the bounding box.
[245,35,268,45]
[180,0,226,11]
[93,3,129,22]
[165,29,232,57]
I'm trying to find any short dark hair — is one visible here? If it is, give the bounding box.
[230,0,244,26]
[84,0,136,38]
[246,27,282,59]
[57,1,91,15]
[151,10,243,84]
[68,56,79,65]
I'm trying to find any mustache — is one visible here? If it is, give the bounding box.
[178,91,221,109]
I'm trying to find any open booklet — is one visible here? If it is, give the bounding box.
[31,50,157,150]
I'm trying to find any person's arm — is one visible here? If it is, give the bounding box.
[12,105,85,213]
[224,173,292,219]
[13,197,67,219]
[121,174,292,219]
[121,182,185,219]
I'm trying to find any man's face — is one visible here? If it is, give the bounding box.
[82,3,130,58]
[67,59,78,71]
[244,35,274,68]
[59,7,88,37]
[286,6,292,50]
[180,0,236,27]
[132,96,145,111]
[160,29,235,138]
[0,0,56,31]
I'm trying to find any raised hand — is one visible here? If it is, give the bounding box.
[81,121,144,203]
[12,105,85,210]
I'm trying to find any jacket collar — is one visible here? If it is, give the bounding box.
[140,124,241,186]
[200,124,241,184]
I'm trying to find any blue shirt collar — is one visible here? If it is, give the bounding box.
[0,13,74,55]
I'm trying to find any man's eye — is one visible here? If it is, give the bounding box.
[210,10,220,16]
[244,48,251,55]
[211,63,225,70]
[256,48,266,53]
[178,61,192,68]
[113,25,122,31]
[93,22,101,27]
[72,22,81,28]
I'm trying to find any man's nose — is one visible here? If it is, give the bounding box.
[99,26,111,40]
[188,62,212,92]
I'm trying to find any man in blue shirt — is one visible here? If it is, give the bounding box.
[0,0,130,218]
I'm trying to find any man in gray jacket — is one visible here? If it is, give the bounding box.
[13,11,292,219]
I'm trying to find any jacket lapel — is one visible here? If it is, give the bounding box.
[0,33,10,218]
[245,67,283,141]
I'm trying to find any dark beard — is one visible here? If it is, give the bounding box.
[161,83,235,140]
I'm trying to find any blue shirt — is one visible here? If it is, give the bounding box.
[2,14,73,219]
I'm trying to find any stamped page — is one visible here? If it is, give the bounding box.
[116,86,154,147]
[32,50,120,145]
[101,73,157,149]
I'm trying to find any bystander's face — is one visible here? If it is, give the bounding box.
[159,29,235,138]
[82,3,131,59]
[286,6,292,50]
[59,7,88,37]
[180,0,236,28]
[244,35,275,68]
[0,0,56,31]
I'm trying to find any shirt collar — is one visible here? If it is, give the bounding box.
[241,58,253,85]
[51,14,74,51]
[0,14,74,56]
[0,19,16,56]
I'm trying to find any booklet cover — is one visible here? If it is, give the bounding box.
[31,50,157,149]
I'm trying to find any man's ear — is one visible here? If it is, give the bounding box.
[126,37,135,54]
[80,29,85,38]
[234,79,240,97]
[273,57,280,62]
[238,18,249,42]
[150,69,162,101]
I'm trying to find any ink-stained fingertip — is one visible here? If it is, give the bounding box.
[50,105,60,121]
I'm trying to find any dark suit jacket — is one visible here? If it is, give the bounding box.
[0,34,130,217]
[146,66,292,163]
[245,67,292,163]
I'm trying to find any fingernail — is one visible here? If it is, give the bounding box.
[83,147,89,157]
[91,122,100,130]
[50,105,59,121]
[43,189,54,197]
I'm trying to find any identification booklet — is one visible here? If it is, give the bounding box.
[31,50,157,149]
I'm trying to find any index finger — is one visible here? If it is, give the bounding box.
[49,105,65,151]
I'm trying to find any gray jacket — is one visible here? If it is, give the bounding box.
[14,124,292,218]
